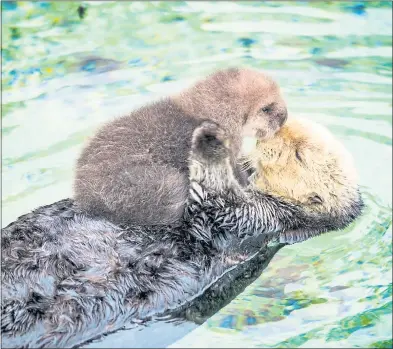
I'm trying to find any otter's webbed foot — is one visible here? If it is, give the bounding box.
[189,121,245,197]
[189,121,246,205]
[191,121,230,165]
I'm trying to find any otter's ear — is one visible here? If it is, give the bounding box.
[308,193,324,205]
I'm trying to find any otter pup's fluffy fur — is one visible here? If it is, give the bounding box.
[74,68,288,226]
[1,121,363,348]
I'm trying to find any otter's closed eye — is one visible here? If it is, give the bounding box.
[295,149,303,162]
[260,103,275,114]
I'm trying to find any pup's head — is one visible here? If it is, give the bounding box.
[174,67,288,143]
[247,117,363,225]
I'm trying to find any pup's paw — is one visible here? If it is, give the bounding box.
[191,121,231,164]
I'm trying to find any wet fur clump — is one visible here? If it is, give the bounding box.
[74,67,288,226]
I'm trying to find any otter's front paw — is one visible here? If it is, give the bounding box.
[191,121,231,164]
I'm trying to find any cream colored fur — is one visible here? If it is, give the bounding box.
[247,117,359,215]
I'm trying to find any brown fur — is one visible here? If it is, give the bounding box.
[247,117,360,216]
[173,68,288,146]
[74,68,288,226]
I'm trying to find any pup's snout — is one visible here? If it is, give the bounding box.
[278,108,288,127]
[256,129,267,139]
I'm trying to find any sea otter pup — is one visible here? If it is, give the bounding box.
[1,121,363,348]
[74,67,288,226]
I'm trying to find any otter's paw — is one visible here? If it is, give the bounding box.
[191,121,231,164]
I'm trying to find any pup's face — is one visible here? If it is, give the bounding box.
[237,69,288,140]
[247,118,359,215]
[175,68,288,144]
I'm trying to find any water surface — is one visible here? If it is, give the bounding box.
[2,1,392,348]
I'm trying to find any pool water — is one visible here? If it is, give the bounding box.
[2,1,392,348]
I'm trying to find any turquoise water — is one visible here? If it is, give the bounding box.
[2,1,392,348]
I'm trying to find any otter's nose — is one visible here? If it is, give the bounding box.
[278,108,288,127]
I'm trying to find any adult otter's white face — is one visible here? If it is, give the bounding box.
[248,118,361,217]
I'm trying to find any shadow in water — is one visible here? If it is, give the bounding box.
[83,244,285,348]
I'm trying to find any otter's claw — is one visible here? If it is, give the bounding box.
[191,121,231,164]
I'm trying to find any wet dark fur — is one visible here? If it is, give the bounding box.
[1,123,363,348]
[74,67,288,226]
[168,241,286,326]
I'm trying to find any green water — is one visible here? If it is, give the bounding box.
[2,1,392,348]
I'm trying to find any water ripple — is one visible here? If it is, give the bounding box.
[2,1,392,348]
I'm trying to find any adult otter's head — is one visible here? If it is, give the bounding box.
[173,67,288,145]
[247,117,364,242]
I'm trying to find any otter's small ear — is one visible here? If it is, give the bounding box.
[308,193,324,205]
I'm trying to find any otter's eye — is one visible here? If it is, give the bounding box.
[260,103,275,114]
[308,194,324,205]
[295,149,303,162]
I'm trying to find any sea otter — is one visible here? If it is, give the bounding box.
[74,67,288,226]
[246,117,362,243]
[169,117,364,326]
[1,120,363,348]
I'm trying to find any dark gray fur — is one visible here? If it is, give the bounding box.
[74,68,288,226]
[1,123,363,348]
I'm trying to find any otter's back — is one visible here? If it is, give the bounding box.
[78,98,200,171]
[74,98,202,226]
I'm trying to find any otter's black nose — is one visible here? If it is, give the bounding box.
[278,109,288,127]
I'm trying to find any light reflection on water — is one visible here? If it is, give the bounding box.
[2,1,392,348]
